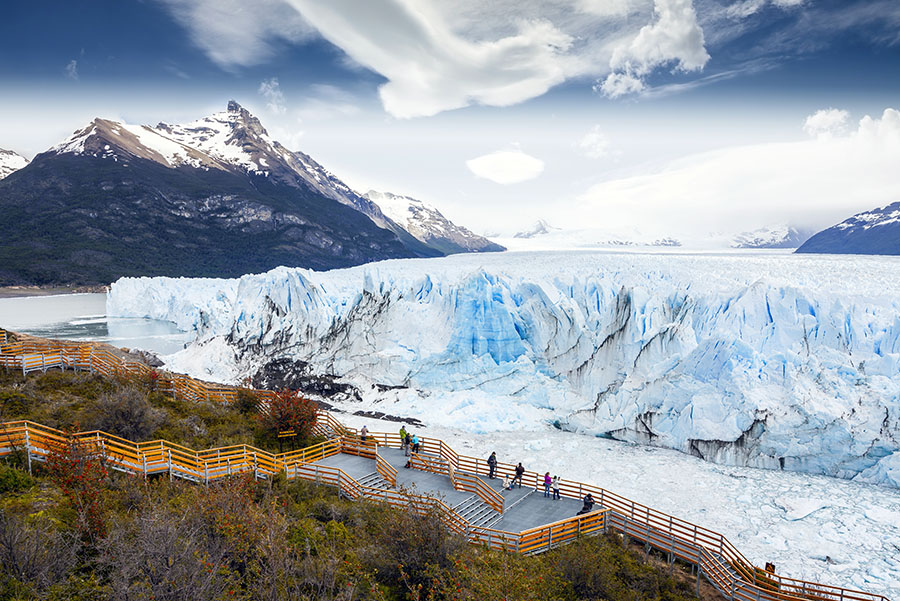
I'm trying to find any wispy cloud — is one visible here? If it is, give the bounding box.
[258,77,287,114]
[158,0,315,69]
[575,107,900,238]
[65,59,78,80]
[578,126,612,159]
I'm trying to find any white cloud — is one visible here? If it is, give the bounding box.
[286,0,573,118]
[466,148,545,184]
[803,108,850,139]
[65,60,78,80]
[258,78,287,114]
[574,108,900,239]
[158,0,315,69]
[599,0,709,98]
[596,71,645,98]
[578,126,612,159]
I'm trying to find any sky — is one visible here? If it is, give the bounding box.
[1,0,900,243]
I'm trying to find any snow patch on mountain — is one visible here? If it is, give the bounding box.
[732,225,812,249]
[365,190,504,254]
[0,149,28,179]
[513,219,559,239]
[108,250,900,489]
[797,200,900,255]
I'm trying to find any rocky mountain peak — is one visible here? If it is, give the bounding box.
[0,148,29,179]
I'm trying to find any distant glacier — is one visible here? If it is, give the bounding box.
[108,250,900,488]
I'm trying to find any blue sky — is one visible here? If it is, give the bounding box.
[2,0,900,242]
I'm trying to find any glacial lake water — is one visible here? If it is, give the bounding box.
[0,293,191,355]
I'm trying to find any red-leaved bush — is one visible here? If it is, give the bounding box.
[45,433,108,543]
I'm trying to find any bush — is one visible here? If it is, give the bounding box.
[0,464,34,494]
[0,512,78,598]
[82,387,164,441]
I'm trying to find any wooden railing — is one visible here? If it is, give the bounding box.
[375,446,398,487]
[0,330,889,601]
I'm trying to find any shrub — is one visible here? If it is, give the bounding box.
[44,434,109,543]
[0,512,78,598]
[0,464,34,494]
[82,386,165,441]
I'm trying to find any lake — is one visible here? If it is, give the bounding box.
[0,293,191,355]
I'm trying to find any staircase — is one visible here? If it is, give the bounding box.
[357,471,391,490]
[454,494,500,528]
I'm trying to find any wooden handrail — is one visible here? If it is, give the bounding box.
[0,332,890,601]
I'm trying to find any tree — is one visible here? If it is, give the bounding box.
[257,389,317,451]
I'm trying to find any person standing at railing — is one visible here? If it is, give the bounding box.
[399,425,407,451]
[543,472,552,497]
[360,425,368,442]
[487,451,497,479]
[404,432,412,456]
[513,462,525,488]
[551,475,560,500]
[412,434,420,454]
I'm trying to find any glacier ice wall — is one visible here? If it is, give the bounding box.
[107,252,900,486]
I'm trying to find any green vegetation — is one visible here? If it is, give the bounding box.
[0,369,703,601]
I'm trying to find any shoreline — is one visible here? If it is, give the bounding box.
[0,285,108,299]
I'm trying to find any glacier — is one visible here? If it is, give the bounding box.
[107,250,900,488]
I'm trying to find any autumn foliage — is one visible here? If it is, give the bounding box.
[44,433,108,542]
[257,389,317,440]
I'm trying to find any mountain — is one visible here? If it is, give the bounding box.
[731,225,813,249]
[796,201,900,255]
[513,219,559,239]
[0,149,28,179]
[0,102,434,286]
[364,190,504,255]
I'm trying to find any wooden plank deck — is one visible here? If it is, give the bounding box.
[316,447,590,533]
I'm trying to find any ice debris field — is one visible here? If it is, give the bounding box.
[108,249,900,596]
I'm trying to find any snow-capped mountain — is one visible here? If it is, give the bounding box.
[108,251,900,489]
[0,102,434,285]
[731,225,812,249]
[0,149,28,179]
[797,201,900,255]
[365,190,504,254]
[513,219,559,238]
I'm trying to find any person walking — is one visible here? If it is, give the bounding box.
[551,475,560,500]
[543,472,552,497]
[487,451,498,479]
[513,462,525,488]
[576,493,595,515]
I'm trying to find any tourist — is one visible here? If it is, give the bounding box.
[513,462,525,488]
[399,425,407,450]
[404,432,412,456]
[576,493,595,515]
[412,434,420,454]
[551,475,560,500]
[502,474,512,490]
[543,472,552,497]
[487,451,498,479]
[360,425,368,442]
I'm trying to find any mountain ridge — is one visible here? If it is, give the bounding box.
[0,102,435,285]
[796,200,900,255]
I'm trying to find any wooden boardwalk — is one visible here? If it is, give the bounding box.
[0,327,891,601]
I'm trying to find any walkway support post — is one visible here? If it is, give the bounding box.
[24,427,32,475]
